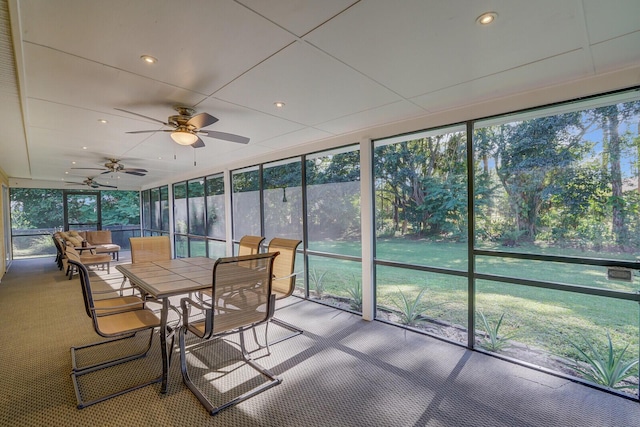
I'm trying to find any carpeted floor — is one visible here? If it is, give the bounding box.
[1,256,639,426]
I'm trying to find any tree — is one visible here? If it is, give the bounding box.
[587,102,640,246]
[10,188,64,229]
[492,113,587,241]
[374,132,467,239]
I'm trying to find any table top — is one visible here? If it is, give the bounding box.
[116,257,216,298]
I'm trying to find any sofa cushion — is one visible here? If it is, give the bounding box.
[85,230,112,245]
[66,236,83,247]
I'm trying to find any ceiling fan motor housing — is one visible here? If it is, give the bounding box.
[104,160,124,172]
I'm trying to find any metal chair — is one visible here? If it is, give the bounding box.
[68,259,165,409]
[64,244,111,279]
[237,235,265,256]
[254,238,303,349]
[121,236,172,295]
[129,235,172,263]
[178,252,281,416]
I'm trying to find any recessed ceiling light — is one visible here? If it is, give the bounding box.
[82,146,87,150]
[98,119,108,124]
[140,54,157,64]
[158,156,162,160]
[65,171,68,174]
[72,161,76,164]
[274,101,285,108]
[476,11,498,25]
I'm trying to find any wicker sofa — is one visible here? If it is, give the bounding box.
[56,230,121,260]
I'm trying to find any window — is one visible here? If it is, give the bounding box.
[187,178,205,236]
[263,158,302,242]
[232,166,261,241]
[305,145,361,309]
[373,126,468,341]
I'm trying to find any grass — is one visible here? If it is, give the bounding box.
[305,239,639,391]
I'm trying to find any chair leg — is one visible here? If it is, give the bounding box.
[70,329,154,373]
[70,329,161,409]
[251,317,303,351]
[179,326,281,416]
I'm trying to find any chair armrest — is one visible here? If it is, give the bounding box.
[180,296,212,327]
[273,270,302,282]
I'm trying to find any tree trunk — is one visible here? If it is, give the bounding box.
[607,111,626,245]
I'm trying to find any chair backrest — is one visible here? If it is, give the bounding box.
[202,252,279,338]
[65,244,81,263]
[267,238,302,299]
[129,236,171,263]
[237,235,265,256]
[67,258,94,318]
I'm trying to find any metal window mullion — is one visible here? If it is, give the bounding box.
[259,164,264,239]
[467,120,476,350]
[301,155,310,298]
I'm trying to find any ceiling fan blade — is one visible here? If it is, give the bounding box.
[99,184,118,189]
[187,112,218,129]
[200,130,250,144]
[71,167,107,171]
[126,129,172,134]
[115,108,168,125]
[122,170,147,176]
[191,137,206,149]
[121,167,148,173]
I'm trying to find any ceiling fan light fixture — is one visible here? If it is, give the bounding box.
[171,130,199,145]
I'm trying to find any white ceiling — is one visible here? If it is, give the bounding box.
[1,0,640,190]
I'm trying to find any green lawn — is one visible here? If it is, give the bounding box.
[305,239,640,391]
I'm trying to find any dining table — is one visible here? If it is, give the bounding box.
[116,257,216,393]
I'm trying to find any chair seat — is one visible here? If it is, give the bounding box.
[80,253,111,264]
[96,309,160,336]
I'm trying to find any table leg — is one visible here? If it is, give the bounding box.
[160,298,170,393]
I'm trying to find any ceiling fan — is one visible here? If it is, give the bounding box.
[115,106,250,148]
[71,158,147,176]
[65,177,117,189]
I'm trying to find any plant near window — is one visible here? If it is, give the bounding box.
[346,275,362,311]
[309,268,328,297]
[478,311,517,352]
[390,287,430,326]
[567,331,638,390]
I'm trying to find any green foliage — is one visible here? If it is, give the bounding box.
[374,133,467,240]
[205,175,224,195]
[345,275,362,311]
[306,150,360,185]
[567,331,638,390]
[478,312,517,352]
[101,191,140,225]
[10,188,63,229]
[309,268,328,297]
[390,287,430,326]
[263,161,302,189]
